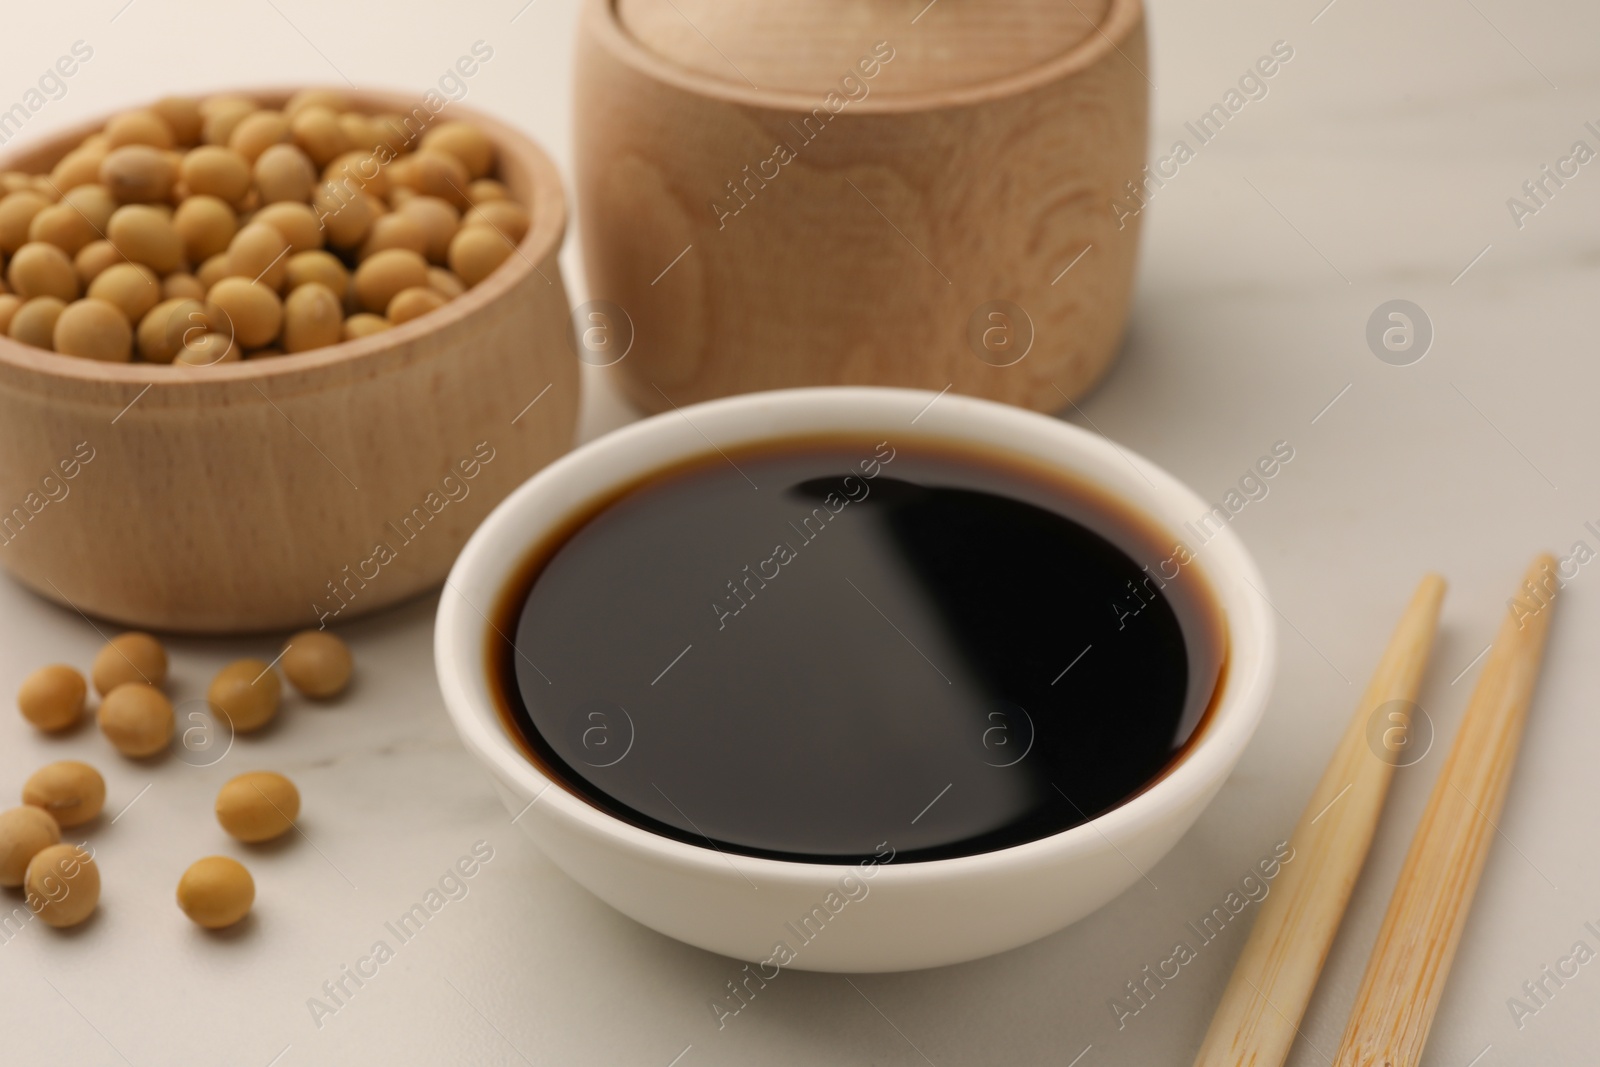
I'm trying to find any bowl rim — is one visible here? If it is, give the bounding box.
[435,385,1277,888]
[585,0,1146,115]
[0,85,567,395]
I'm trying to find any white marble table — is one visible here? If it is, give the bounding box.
[3,1,1599,1063]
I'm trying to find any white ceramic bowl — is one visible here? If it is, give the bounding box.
[435,387,1276,972]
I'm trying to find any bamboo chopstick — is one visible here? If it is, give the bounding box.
[1192,574,1447,1067]
[1333,554,1560,1066]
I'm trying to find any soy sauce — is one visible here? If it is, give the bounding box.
[489,437,1226,864]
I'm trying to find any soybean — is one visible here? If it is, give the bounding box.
[463,200,530,245]
[229,110,291,163]
[215,771,300,842]
[201,97,257,147]
[53,299,133,362]
[180,146,252,204]
[107,205,184,274]
[172,194,237,262]
[9,242,80,301]
[280,630,353,698]
[176,856,254,929]
[387,286,446,325]
[254,143,315,205]
[27,202,99,256]
[285,88,348,118]
[162,272,207,301]
[313,182,374,249]
[174,331,238,365]
[92,631,169,694]
[342,313,391,340]
[360,213,428,260]
[51,146,107,191]
[62,184,117,231]
[208,659,281,733]
[253,201,323,254]
[17,664,86,733]
[105,109,175,149]
[208,277,283,349]
[87,262,161,324]
[322,149,389,199]
[195,251,231,290]
[226,222,289,291]
[101,144,175,203]
[74,240,124,285]
[138,298,207,363]
[290,106,352,167]
[282,282,343,353]
[26,843,100,928]
[396,150,471,208]
[8,296,67,348]
[400,196,461,264]
[448,226,514,287]
[421,121,495,179]
[98,682,175,758]
[22,761,105,828]
[152,96,203,145]
[426,267,465,299]
[353,248,428,313]
[466,178,509,205]
[284,250,349,298]
[0,191,50,253]
[0,806,61,887]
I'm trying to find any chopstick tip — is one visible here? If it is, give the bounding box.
[1409,573,1448,617]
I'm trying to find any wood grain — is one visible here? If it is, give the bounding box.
[0,88,578,633]
[616,0,1110,96]
[1332,554,1560,1066]
[575,0,1149,414]
[1193,575,1446,1067]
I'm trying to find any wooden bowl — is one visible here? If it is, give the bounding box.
[574,0,1149,414]
[0,88,578,633]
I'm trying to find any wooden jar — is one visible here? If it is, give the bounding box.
[0,89,578,633]
[575,0,1148,413]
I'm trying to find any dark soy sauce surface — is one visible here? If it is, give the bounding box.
[491,437,1226,864]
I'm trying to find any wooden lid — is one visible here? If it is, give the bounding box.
[615,0,1113,97]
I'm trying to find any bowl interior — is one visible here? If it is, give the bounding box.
[437,386,1275,883]
[0,85,568,393]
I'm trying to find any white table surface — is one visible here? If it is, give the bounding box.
[4,1,1598,1064]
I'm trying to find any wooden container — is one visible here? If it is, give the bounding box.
[575,0,1148,413]
[0,89,578,633]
